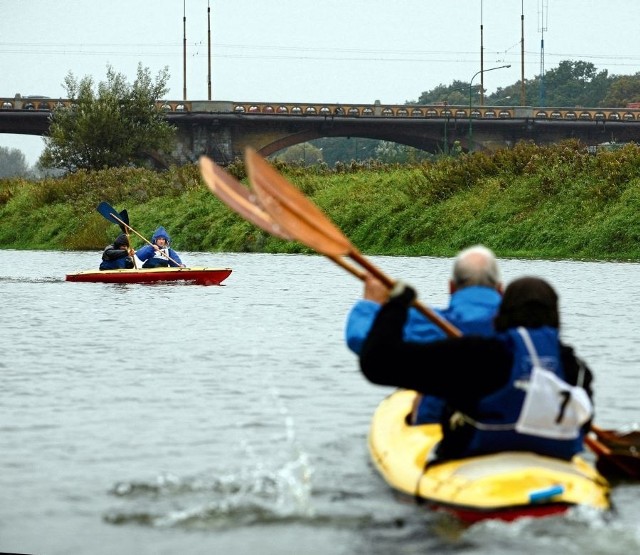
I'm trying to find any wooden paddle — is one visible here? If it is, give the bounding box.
[96,202,182,267]
[199,156,368,280]
[241,148,462,338]
[200,154,459,336]
[96,202,138,268]
[199,152,640,479]
[587,425,640,480]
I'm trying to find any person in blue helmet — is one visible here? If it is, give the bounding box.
[99,233,135,270]
[345,245,502,425]
[359,275,594,463]
[135,226,185,268]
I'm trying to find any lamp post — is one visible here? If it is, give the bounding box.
[443,101,449,155]
[441,87,468,155]
[182,0,187,101]
[207,0,212,100]
[468,64,511,152]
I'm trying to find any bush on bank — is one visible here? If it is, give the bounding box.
[0,140,639,261]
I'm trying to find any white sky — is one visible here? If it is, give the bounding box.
[2,0,640,166]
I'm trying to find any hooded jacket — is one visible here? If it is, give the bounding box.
[136,226,184,267]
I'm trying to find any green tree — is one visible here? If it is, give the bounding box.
[40,64,176,171]
[0,146,30,178]
[531,60,612,107]
[374,141,433,164]
[274,142,324,165]
[415,80,470,105]
[603,74,640,107]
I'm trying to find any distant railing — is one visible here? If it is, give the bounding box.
[2,97,639,122]
[0,97,192,113]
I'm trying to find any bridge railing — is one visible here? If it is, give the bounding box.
[2,97,639,122]
[0,97,195,113]
[229,102,640,122]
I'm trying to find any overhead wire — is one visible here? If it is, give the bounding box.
[1,41,639,68]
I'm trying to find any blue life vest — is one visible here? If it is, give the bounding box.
[459,326,586,460]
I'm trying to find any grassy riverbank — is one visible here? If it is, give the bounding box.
[1,140,639,261]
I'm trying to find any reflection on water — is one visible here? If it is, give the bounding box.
[1,250,639,555]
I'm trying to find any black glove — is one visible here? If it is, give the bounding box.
[389,280,417,306]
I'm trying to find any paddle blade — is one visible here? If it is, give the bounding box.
[245,148,352,257]
[592,425,640,450]
[199,156,291,240]
[596,452,640,481]
[97,201,120,225]
[584,436,640,480]
[97,201,128,232]
[587,428,640,481]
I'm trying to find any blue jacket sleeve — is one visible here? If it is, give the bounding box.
[136,245,154,261]
[345,300,381,355]
[346,299,450,355]
[168,248,183,266]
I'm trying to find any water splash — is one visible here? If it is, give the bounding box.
[105,386,316,529]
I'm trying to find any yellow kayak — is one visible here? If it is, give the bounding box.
[368,389,611,523]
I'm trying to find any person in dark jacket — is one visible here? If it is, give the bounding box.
[99,233,135,270]
[359,275,594,462]
[135,226,185,268]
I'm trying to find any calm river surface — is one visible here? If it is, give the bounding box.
[1,250,639,555]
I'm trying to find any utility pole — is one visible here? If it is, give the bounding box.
[520,0,526,105]
[480,0,485,106]
[207,0,212,100]
[183,0,187,101]
[538,0,548,107]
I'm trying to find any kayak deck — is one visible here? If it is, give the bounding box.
[368,389,610,523]
[65,266,232,286]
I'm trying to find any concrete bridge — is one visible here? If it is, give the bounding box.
[2,97,639,165]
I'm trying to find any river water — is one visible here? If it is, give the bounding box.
[1,250,639,555]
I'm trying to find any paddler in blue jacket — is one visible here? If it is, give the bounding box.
[359,276,594,462]
[345,245,502,424]
[136,226,185,268]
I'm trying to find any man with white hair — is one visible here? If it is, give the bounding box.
[345,245,503,424]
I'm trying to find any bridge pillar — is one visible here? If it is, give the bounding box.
[173,119,235,164]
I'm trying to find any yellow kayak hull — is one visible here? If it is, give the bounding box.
[368,390,611,522]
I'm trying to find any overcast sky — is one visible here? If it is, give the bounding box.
[3,0,640,165]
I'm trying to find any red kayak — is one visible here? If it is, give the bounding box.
[65,266,232,286]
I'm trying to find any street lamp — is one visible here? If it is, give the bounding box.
[468,64,511,152]
[441,86,468,155]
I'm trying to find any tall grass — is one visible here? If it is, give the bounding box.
[1,140,639,260]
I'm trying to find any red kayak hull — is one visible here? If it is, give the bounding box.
[65,267,232,286]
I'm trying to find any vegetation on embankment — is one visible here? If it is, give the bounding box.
[1,140,639,261]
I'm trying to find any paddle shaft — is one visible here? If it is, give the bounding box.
[107,211,182,267]
[126,229,139,269]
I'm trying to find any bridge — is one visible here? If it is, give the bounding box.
[2,96,639,165]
